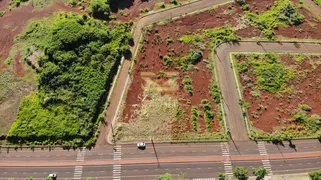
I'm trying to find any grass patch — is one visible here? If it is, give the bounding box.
[235,53,296,93]
[180,25,240,48]
[312,0,321,7]
[201,99,214,130]
[246,0,304,39]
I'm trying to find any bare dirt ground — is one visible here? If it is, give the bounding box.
[0,0,83,138]
[119,2,254,140]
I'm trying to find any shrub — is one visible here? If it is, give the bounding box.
[204,25,240,48]
[191,106,199,132]
[201,99,214,130]
[252,167,269,180]
[88,0,111,19]
[236,0,246,5]
[300,104,312,111]
[233,167,248,180]
[308,169,321,180]
[163,55,174,67]
[210,83,221,104]
[179,34,204,44]
[183,76,193,95]
[293,110,307,123]
[218,173,228,180]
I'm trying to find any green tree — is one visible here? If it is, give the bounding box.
[218,172,228,180]
[26,177,34,180]
[233,167,248,180]
[309,169,321,180]
[252,167,269,180]
[88,0,111,19]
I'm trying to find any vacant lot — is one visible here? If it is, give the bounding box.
[234,53,321,140]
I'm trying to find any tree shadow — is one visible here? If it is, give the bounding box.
[110,0,135,13]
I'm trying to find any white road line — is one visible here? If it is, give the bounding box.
[221,143,233,178]
[113,145,122,180]
[257,142,273,176]
[73,148,85,180]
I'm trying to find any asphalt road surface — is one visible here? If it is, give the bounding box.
[1,157,320,179]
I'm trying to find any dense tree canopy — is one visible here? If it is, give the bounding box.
[8,13,132,146]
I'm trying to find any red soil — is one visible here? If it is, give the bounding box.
[121,2,250,135]
[238,54,321,133]
[115,0,187,22]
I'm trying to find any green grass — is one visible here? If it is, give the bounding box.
[179,25,240,48]
[246,0,304,39]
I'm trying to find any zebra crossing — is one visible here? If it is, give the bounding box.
[257,142,273,176]
[73,147,86,180]
[113,145,122,180]
[221,143,233,179]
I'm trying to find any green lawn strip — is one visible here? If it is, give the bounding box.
[231,52,321,141]
[7,13,132,146]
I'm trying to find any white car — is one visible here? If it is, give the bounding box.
[48,173,57,180]
[137,142,146,149]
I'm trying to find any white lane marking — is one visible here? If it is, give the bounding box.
[73,147,85,180]
[221,143,233,178]
[257,142,273,176]
[113,145,122,180]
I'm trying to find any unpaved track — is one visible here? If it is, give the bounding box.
[216,42,321,141]
[98,0,321,145]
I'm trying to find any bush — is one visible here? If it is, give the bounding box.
[179,34,204,44]
[309,169,321,180]
[183,76,193,95]
[252,167,269,180]
[88,0,111,19]
[191,106,199,132]
[210,83,221,104]
[233,167,248,180]
[300,104,312,111]
[236,0,246,5]
[218,173,228,180]
[293,110,307,123]
[204,25,240,48]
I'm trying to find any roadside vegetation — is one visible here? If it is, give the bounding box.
[7,13,132,146]
[233,53,321,141]
[309,169,321,180]
[312,0,321,7]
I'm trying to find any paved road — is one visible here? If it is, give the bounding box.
[1,140,320,162]
[1,157,320,179]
